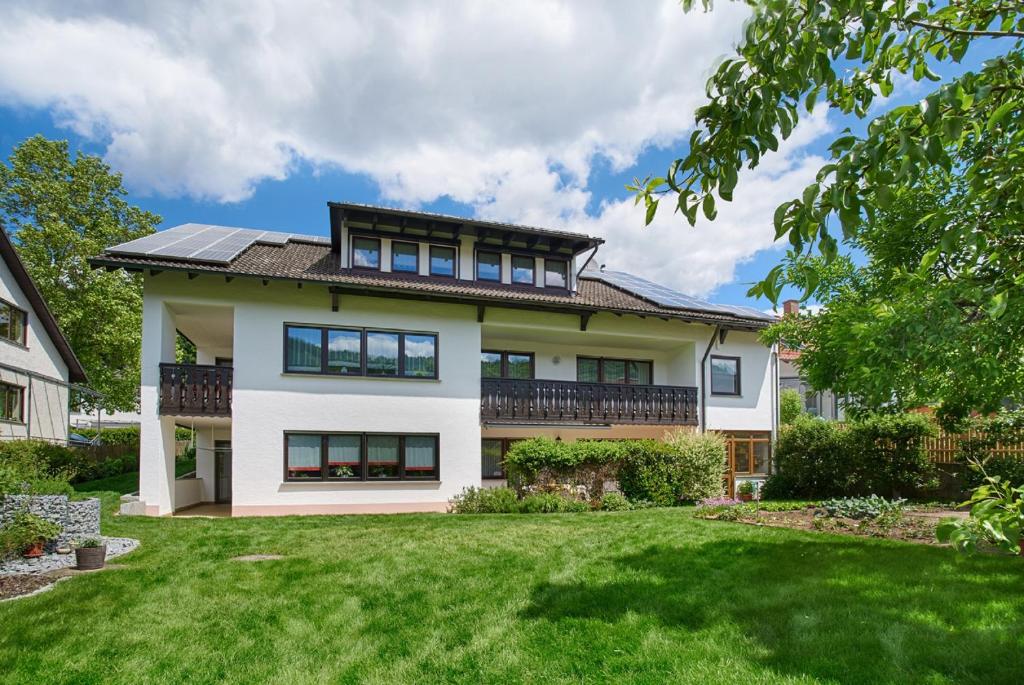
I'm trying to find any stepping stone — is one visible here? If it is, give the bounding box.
[231,554,284,562]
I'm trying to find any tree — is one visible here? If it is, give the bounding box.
[779,388,805,425]
[0,136,160,411]
[633,1,1024,423]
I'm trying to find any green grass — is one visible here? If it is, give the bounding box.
[1,501,1022,684]
[71,459,195,496]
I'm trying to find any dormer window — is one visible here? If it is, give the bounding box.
[544,259,568,288]
[476,251,501,282]
[511,256,535,285]
[430,246,456,278]
[352,237,381,270]
[391,241,419,273]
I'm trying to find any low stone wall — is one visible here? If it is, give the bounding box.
[0,495,101,544]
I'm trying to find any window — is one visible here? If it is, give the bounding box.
[576,357,653,384]
[391,241,419,273]
[804,389,821,416]
[481,350,534,379]
[476,251,501,282]
[481,438,521,479]
[430,245,456,277]
[352,237,381,269]
[710,355,740,396]
[723,431,772,475]
[285,325,437,379]
[0,299,26,346]
[0,383,23,422]
[511,255,535,285]
[285,433,439,481]
[544,259,568,288]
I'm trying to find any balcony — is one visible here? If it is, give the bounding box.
[480,378,698,426]
[159,363,233,417]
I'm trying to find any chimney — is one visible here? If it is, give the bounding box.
[783,299,799,316]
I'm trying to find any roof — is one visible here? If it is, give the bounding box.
[0,225,88,383]
[91,231,775,330]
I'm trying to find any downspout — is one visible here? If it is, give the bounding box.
[699,325,721,434]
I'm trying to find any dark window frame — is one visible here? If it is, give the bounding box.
[481,437,522,479]
[390,240,420,274]
[543,259,569,289]
[576,356,654,385]
[284,431,440,482]
[429,245,458,278]
[350,236,382,271]
[510,254,536,285]
[710,355,742,396]
[283,324,439,380]
[0,298,28,348]
[481,350,535,379]
[0,382,24,423]
[475,250,503,282]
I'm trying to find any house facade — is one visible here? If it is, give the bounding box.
[93,204,778,516]
[0,226,88,443]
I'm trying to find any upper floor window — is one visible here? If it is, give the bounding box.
[285,324,437,379]
[476,251,501,282]
[577,357,652,385]
[0,299,27,346]
[511,256,535,285]
[391,241,419,273]
[710,355,741,396]
[544,259,568,288]
[0,382,23,422]
[352,237,381,269]
[481,350,534,379]
[430,245,456,278]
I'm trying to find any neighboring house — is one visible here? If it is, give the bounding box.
[0,226,88,443]
[92,203,779,516]
[778,299,846,421]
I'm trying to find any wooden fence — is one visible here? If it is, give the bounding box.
[923,429,1024,464]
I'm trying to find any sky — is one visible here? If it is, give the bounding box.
[0,1,999,309]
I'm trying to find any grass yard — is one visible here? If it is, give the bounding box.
[70,459,195,497]
[1,497,1023,684]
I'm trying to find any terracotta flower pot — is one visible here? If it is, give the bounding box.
[22,541,45,558]
[75,545,107,571]
[739,493,753,502]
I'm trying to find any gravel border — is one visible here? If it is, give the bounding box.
[0,537,139,576]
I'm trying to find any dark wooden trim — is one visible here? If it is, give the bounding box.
[576,356,654,385]
[579,312,592,332]
[475,249,503,283]
[158,363,232,416]
[284,431,440,482]
[709,355,742,396]
[350,235,382,271]
[390,240,420,274]
[0,381,25,423]
[348,226,463,248]
[0,297,28,348]
[284,323,439,380]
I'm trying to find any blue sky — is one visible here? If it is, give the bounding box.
[0,2,999,309]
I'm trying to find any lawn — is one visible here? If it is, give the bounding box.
[70,459,195,496]
[1,499,1022,684]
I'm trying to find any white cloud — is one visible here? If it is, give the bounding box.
[0,0,836,295]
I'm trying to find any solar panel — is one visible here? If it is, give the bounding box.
[106,224,329,264]
[586,269,774,321]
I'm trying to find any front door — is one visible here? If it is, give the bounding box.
[215,440,232,503]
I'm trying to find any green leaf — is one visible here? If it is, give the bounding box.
[986,101,1014,132]
[644,199,659,226]
[702,194,717,221]
[987,291,1009,319]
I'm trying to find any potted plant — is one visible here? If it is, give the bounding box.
[75,538,107,570]
[3,511,62,558]
[737,481,755,502]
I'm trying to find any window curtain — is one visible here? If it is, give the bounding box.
[404,436,436,470]
[288,434,321,467]
[327,435,361,465]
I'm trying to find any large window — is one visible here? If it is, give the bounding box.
[724,431,771,475]
[430,246,456,277]
[481,350,534,379]
[391,241,419,273]
[576,357,652,384]
[285,433,438,481]
[351,237,381,269]
[511,255,535,285]
[0,383,23,423]
[285,324,437,379]
[544,259,568,288]
[0,299,27,346]
[476,251,501,282]
[710,355,741,396]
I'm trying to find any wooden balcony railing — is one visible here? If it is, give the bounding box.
[480,378,698,426]
[159,363,232,417]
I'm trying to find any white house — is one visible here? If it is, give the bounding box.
[93,203,779,516]
[0,226,88,443]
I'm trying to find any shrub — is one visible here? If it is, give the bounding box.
[73,425,141,448]
[504,438,622,501]
[616,439,684,506]
[518,493,589,513]
[663,429,728,502]
[780,388,804,425]
[761,415,847,500]
[448,487,520,514]
[0,441,74,496]
[599,492,632,511]
[821,495,906,519]
[0,511,62,557]
[963,455,1024,491]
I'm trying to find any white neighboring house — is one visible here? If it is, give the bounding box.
[0,227,88,443]
[92,204,779,516]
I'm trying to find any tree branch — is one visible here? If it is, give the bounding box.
[907,19,1024,39]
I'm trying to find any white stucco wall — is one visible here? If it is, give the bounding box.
[0,255,71,442]
[703,330,776,432]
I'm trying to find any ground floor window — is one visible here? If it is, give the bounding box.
[722,431,771,475]
[285,433,439,481]
[481,438,522,479]
[0,382,23,423]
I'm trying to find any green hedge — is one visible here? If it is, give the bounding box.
[0,441,74,496]
[73,425,193,447]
